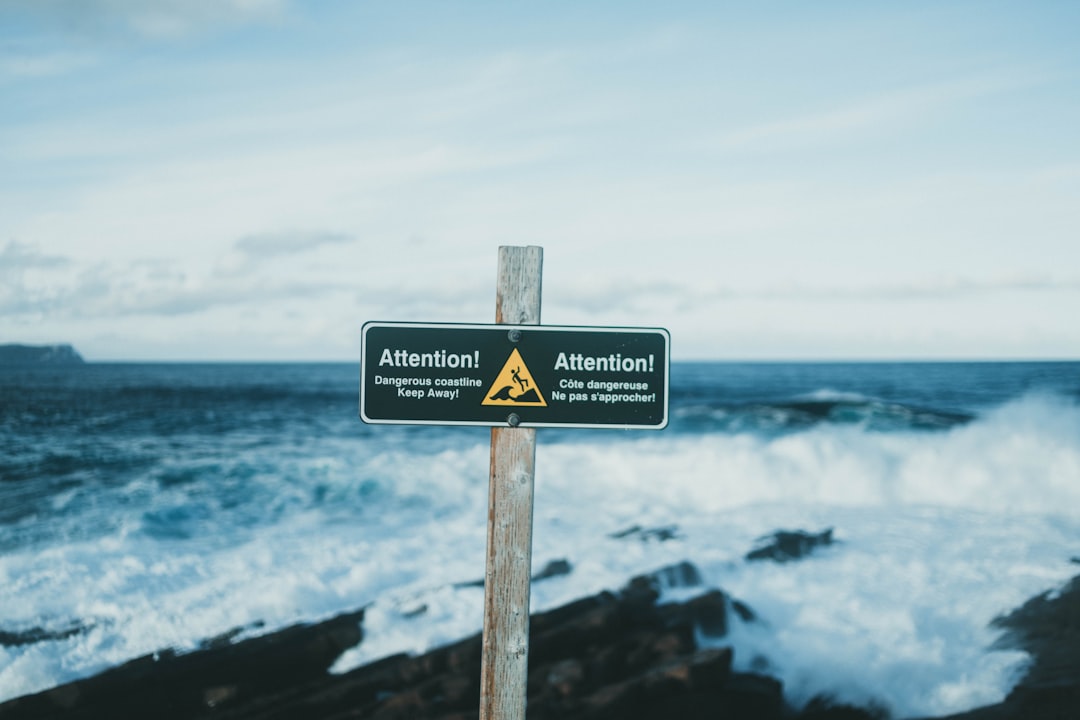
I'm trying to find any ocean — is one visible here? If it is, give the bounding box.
[1,361,1078,717]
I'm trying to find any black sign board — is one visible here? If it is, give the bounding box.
[360,322,669,429]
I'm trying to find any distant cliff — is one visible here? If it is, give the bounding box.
[0,344,85,365]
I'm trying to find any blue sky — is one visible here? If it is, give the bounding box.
[2,1,1078,360]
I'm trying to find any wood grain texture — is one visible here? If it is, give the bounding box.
[494,246,542,325]
[480,246,542,720]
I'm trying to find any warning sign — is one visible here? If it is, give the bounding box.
[360,322,669,429]
[482,349,547,407]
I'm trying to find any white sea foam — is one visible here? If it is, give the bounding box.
[794,388,873,403]
[2,393,1079,718]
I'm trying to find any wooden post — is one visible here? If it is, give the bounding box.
[479,246,542,720]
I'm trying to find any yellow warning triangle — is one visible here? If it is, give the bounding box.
[482,348,547,407]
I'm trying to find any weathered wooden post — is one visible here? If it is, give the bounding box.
[359,246,668,719]
[479,245,542,720]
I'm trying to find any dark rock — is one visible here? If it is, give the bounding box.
[0,622,88,648]
[199,621,266,650]
[732,598,757,623]
[685,590,728,638]
[718,672,785,718]
[0,564,773,720]
[0,608,364,719]
[26,560,1039,720]
[0,343,85,365]
[532,558,573,582]
[608,524,681,542]
[622,560,703,596]
[799,694,889,719]
[397,602,429,619]
[456,557,574,589]
[334,574,775,720]
[542,658,586,698]
[917,573,1080,720]
[747,528,835,563]
[620,575,662,607]
[992,573,1080,718]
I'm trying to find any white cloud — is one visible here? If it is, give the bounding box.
[2,3,1078,359]
[233,230,353,259]
[543,273,1080,323]
[0,240,70,272]
[0,241,76,317]
[215,229,356,277]
[704,274,1080,303]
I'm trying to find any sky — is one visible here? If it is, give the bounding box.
[1,1,1078,362]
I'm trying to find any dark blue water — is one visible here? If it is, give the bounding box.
[671,361,1079,433]
[3,359,1077,486]
[1,360,1078,708]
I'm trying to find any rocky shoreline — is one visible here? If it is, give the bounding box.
[2,531,1076,720]
[923,573,1080,720]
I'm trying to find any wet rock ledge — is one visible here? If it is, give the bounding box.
[921,573,1080,720]
[3,528,1076,720]
[1,562,876,720]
